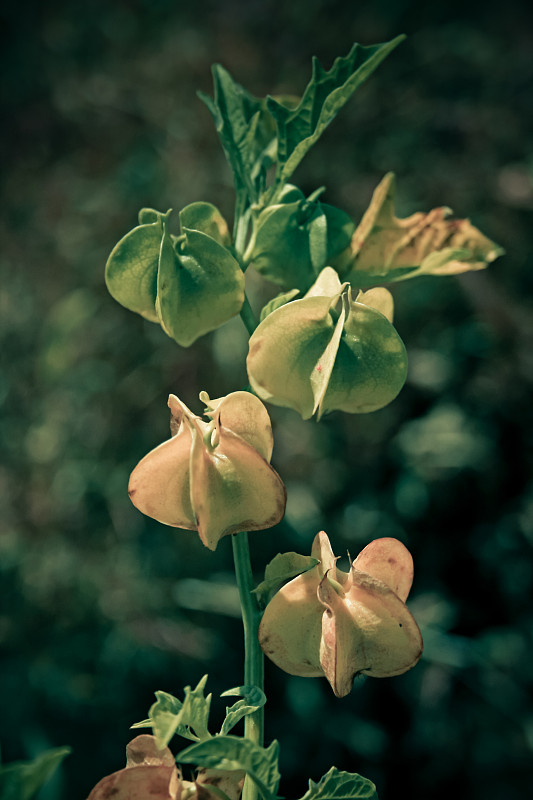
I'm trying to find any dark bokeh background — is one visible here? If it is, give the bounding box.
[1,1,532,798]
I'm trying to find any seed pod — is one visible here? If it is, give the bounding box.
[156,223,244,347]
[250,188,354,292]
[259,532,423,697]
[128,392,286,551]
[247,267,407,419]
[105,205,244,345]
[87,735,180,800]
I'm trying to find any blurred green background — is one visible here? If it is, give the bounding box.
[1,1,532,798]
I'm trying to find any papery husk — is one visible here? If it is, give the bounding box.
[189,422,286,551]
[128,399,197,530]
[258,532,339,677]
[200,390,274,461]
[318,561,423,697]
[259,533,423,697]
[129,392,286,550]
[87,735,181,800]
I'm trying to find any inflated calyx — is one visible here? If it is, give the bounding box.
[249,185,355,292]
[259,532,423,697]
[128,391,286,551]
[105,203,244,346]
[247,267,407,419]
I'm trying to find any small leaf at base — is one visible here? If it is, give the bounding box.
[299,766,379,800]
[177,736,280,800]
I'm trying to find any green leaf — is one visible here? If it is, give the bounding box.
[253,552,319,606]
[132,675,212,749]
[181,674,213,740]
[299,767,378,800]
[259,290,300,322]
[0,747,71,800]
[177,736,280,800]
[199,66,276,201]
[266,36,405,187]
[219,685,267,736]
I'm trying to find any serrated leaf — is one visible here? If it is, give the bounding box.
[260,290,300,322]
[0,747,71,800]
[199,66,276,201]
[219,685,267,736]
[299,767,378,800]
[182,674,213,741]
[253,552,319,606]
[135,676,212,749]
[267,36,404,187]
[144,691,185,748]
[177,736,280,800]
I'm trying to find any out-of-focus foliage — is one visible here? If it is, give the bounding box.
[0,747,71,800]
[1,1,532,800]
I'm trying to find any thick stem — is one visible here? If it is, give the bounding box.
[232,532,264,800]
[231,532,264,745]
[240,297,258,337]
[232,199,263,800]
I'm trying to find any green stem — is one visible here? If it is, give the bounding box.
[234,193,251,255]
[240,297,258,336]
[232,195,263,800]
[232,532,264,800]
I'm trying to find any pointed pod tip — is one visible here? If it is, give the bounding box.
[197,524,218,552]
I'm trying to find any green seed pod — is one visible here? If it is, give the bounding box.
[105,205,244,346]
[128,391,286,551]
[246,267,407,419]
[156,223,244,347]
[259,532,423,698]
[250,191,355,292]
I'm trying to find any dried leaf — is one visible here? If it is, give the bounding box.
[345,172,504,286]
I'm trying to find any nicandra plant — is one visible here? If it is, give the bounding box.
[94,34,504,800]
[2,34,503,800]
